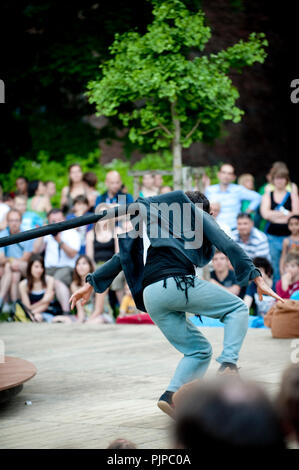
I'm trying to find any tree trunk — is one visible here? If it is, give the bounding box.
[171,100,182,190]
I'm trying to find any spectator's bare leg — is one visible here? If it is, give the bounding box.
[87,290,108,323]
[54,279,70,312]
[10,271,21,302]
[0,263,12,302]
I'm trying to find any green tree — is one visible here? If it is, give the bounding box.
[87,0,268,189]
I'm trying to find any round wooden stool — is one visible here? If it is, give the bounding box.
[0,356,37,403]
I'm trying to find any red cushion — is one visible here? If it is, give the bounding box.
[116,313,154,324]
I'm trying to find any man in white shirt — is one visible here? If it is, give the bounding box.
[34,209,80,313]
[205,164,261,230]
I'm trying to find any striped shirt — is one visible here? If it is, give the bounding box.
[231,227,271,261]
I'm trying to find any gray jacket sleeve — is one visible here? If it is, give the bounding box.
[201,209,261,286]
[85,253,122,293]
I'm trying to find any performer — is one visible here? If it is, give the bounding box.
[70,190,283,418]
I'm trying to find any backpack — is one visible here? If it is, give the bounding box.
[13,300,36,323]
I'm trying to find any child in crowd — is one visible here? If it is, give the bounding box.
[280,215,299,275]
[18,254,59,322]
[244,257,276,316]
[276,252,299,299]
[118,283,138,318]
[210,251,240,296]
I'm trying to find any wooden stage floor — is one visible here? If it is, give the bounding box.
[0,322,295,449]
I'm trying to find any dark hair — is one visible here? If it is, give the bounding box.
[253,257,273,277]
[7,208,22,221]
[28,180,41,198]
[185,191,210,214]
[83,172,98,188]
[3,192,13,202]
[285,252,299,267]
[174,377,285,450]
[73,195,89,206]
[107,438,137,449]
[288,215,299,224]
[26,254,47,292]
[16,176,28,182]
[237,213,253,221]
[73,255,94,287]
[47,208,63,219]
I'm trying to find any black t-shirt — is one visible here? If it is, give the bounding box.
[210,269,237,287]
[266,192,291,236]
[142,245,195,290]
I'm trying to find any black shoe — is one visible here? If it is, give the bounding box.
[157,390,175,418]
[217,362,239,375]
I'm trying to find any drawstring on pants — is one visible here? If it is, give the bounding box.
[162,275,202,323]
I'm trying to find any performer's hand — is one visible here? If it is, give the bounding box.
[253,276,285,303]
[69,283,93,310]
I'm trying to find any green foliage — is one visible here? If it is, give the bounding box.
[87,0,268,154]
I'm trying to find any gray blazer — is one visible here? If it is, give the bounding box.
[86,191,261,311]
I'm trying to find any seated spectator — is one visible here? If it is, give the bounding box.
[276,252,299,299]
[33,208,81,315]
[0,185,10,230]
[238,173,255,212]
[2,193,14,209]
[14,194,44,231]
[231,213,271,261]
[0,209,33,311]
[95,170,134,207]
[61,163,87,214]
[280,215,299,275]
[244,257,276,317]
[204,163,261,230]
[27,180,52,222]
[82,171,99,211]
[118,283,138,318]
[210,201,232,236]
[276,363,299,444]
[86,204,118,322]
[15,176,28,197]
[139,173,159,198]
[66,195,93,255]
[153,173,164,194]
[210,251,241,297]
[45,180,56,202]
[173,376,286,449]
[260,166,299,286]
[18,254,59,323]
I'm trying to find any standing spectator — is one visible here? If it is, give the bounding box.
[95,171,134,207]
[231,213,271,261]
[33,208,81,315]
[154,173,164,194]
[0,209,33,310]
[275,252,299,299]
[18,254,57,323]
[27,180,52,223]
[139,173,159,198]
[210,251,241,297]
[66,195,93,255]
[280,215,299,275]
[205,163,261,230]
[14,194,44,231]
[260,166,299,285]
[83,171,99,211]
[244,257,275,317]
[60,163,87,214]
[15,176,28,197]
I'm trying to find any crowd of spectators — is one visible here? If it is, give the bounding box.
[0,160,299,327]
